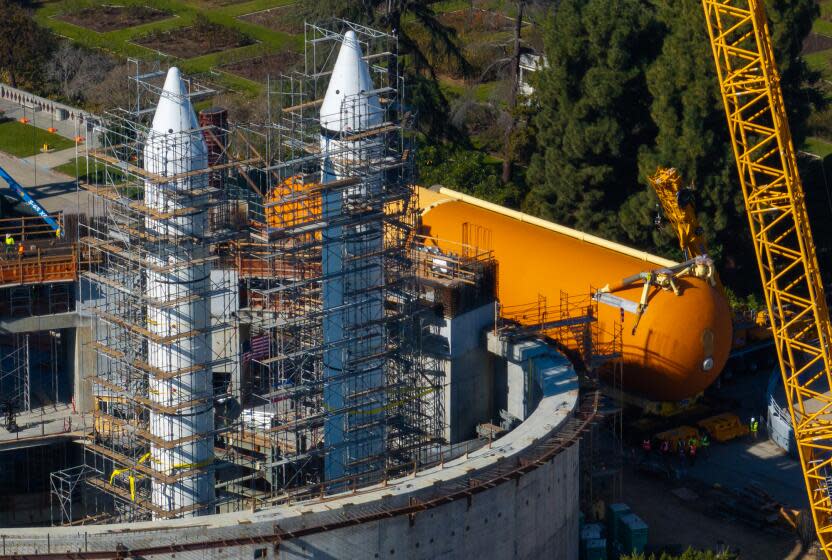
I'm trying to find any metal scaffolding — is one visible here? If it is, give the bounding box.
[497,290,625,508]
[0,333,29,414]
[229,19,441,497]
[72,63,250,522]
[51,20,445,524]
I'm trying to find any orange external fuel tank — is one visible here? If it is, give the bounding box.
[418,187,733,402]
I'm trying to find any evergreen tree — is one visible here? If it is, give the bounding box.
[523,0,659,240]
[618,0,820,290]
[619,0,738,262]
[0,1,54,89]
[768,0,822,145]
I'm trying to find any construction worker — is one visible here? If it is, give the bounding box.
[17,242,23,258]
[701,433,710,458]
[660,439,670,455]
[641,438,652,455]
[4,233,13,257]
[750,417,759,440]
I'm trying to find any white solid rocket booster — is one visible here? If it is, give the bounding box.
[143,67,214,516]
[319,30,386,482]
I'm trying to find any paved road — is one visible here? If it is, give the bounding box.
[0,151,94,216]
[684,436,807,508]
[22,146,80,169]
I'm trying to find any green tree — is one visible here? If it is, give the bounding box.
[0,1,55,89]
[618,0,820,290]
[619,0,738,262]
[418,143,522,206]
[523,0,659,240]
[768,0,822,146]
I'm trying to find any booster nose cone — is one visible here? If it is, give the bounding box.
[144,67,207,177]
[320,30,382,133]
[150,67,201,136]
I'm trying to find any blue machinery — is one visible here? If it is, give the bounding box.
[0,165,63,236]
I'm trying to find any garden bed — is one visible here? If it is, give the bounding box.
[57,5,172,33]
[134,17,254,59]
[239,4,304,35]
[222,51,303,83]
[803,32,832,55]
[439,8,517,36]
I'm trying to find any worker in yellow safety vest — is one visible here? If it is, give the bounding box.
[750,417,759,440]
[53,227,61,246]
[4,233,13,257]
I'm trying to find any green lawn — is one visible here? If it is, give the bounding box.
[0,120,75,158]
[802,137,832,159]
[53,157,126,184]
[35,0,301,95]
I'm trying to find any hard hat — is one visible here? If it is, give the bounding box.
[751,417,755,422]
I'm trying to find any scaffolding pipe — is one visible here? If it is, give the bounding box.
[320,30,386,482]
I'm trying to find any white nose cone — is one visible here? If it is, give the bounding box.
[320,30,382,133]
[145,67,207,178]
[151,67,200,137]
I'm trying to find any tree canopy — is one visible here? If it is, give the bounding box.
[0,1,55,89]
[523,0,659,240]
[525,0,819,292]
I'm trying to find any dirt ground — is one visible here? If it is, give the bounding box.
[221,51,302,83]
[135,25,253,59]
[57,6,171,33]
[239,4,304,35]
[621,465,817,559]
[439,8,517,35]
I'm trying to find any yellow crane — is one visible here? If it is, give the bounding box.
[597,168,719,335]
[703,0,832,553]
[648,167,708,259]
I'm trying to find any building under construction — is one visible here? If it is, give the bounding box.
[0,18,660,560]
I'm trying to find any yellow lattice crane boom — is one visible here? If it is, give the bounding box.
[648,167,708,259]
[702,0,832,553]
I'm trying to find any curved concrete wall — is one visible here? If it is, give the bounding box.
[0,346,582,560]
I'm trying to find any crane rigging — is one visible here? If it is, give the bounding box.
[702,0,832,554]
[649,167,708,260]
[596,168,719,335]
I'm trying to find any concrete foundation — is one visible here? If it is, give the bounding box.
[0,343,583,560]
[440,302,495,443]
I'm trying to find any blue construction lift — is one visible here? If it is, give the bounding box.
[0,165,63,237]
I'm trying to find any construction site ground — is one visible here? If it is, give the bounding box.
[621,363,815,558]
[622,462,812,559]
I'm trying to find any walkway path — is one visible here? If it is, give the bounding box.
[0,403,90,451]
